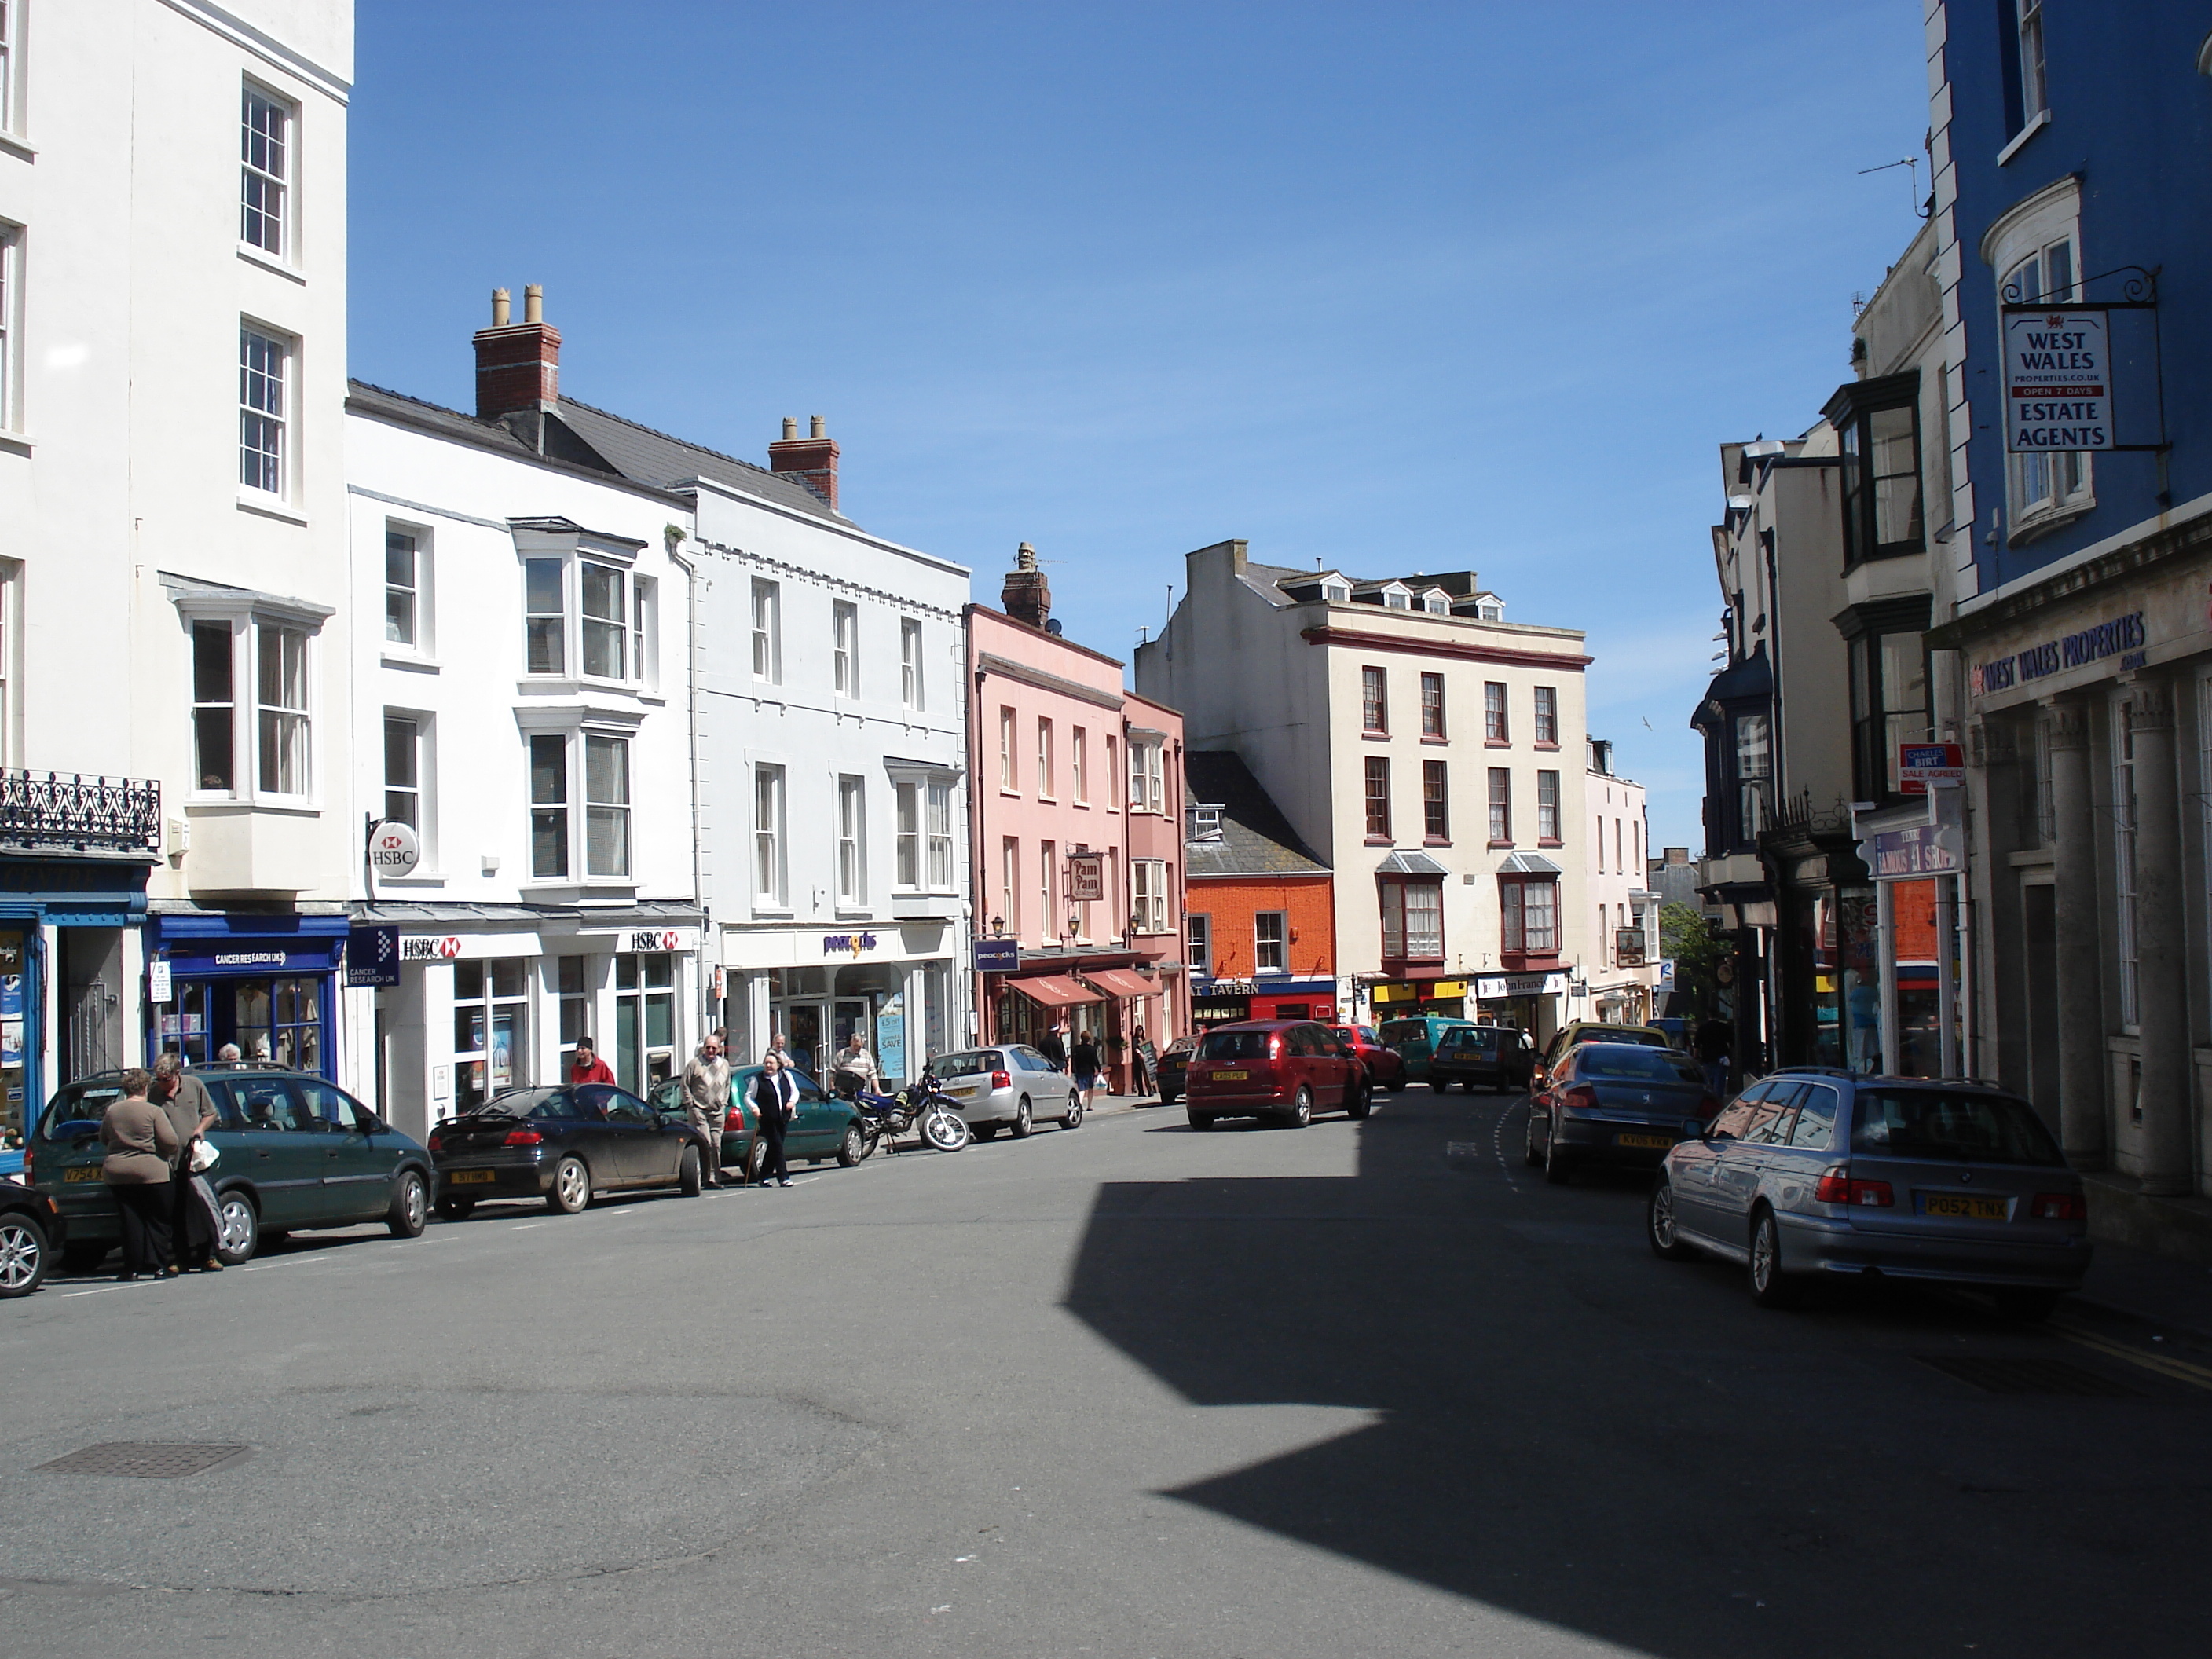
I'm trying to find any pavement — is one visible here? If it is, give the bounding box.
[2,1083,2210,1656]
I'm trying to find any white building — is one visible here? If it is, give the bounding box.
[0,2,355,1168]
[341,290,705,1136]
[1135,540,1598,1044]
[1582,738,1661,1025]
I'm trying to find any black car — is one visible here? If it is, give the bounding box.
[429,1083,716,1217]
[1525,1042,1719,1184]
[0,1177,64,1298]
[1155,1037,1196,1104]
[1427,1025,1538,1093]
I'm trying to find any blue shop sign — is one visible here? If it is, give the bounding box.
[974,939,1021,972]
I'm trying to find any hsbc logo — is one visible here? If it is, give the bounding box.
[630,930,682,953]
[401,935,463,961]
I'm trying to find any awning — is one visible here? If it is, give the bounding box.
[1082,968,1159,999]
[1005,973,1103,1009]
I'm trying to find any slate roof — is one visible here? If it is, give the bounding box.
[1183,751,1330,879]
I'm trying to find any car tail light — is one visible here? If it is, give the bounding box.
[503,1129,544,1147]
[1268,1035,1284,1060]
[1813,1167,1892,1207]
[723,1108,745,1133]
[2032,1191,2088,1221]
[992,1070,1011,1090]
[1559,1085,1599,1113]
[426,1133,443,1152]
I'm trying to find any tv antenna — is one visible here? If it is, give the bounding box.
[1858,156,1928,221]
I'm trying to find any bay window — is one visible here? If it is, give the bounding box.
[1130,738,1165,815]
[1379,878,1443,961]
[521,543,655,687]
[1132,859,1169,936]
[1500,877,1558,954]
[928,780,954,888]
[1840,599,1931,800]
[178,597,327,802]
[895,781,921,887]
[1826,372,1924,566]
[529,735,569,880]
[584,734,631,878]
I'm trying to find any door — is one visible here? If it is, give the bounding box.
[60,927,123,1085]
[1768,1082,1843,1218]
[298,1080,400,1222]
[786,1003,826,1081]
[216,1077,324,1228]
[585,1086,665,1183]
[1713,1082,1803,1236]
[1672,1084,1766,1235]
[562,1085,627,1188]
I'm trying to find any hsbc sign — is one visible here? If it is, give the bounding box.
[629,930,683,953]
[401,935,463,961]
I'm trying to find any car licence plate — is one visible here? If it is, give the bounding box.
[1213,1071,1249,1082]
[448,1169,498,1185]
[1616,1132,1674,1149]
[947,1086,979,1098]
[64,1166,102,1182]
[1918,1192,2010,1220]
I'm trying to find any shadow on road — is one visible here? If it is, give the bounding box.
[1063,1087,2212,1657]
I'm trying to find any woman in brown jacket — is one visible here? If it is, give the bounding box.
[101,1069,179,1281]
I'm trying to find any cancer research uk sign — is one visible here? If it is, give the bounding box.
[2004,309,2113,453]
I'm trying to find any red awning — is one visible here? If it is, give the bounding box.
[1082,968,1160,999]
[1006,973,1104,1009]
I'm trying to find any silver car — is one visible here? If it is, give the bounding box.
[928,1046,1084,1139]
[1648,1069,2091,1317]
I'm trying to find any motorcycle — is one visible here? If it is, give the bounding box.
[832,1063,971,1155]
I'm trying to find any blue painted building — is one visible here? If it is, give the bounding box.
[1929,5,2212,1209]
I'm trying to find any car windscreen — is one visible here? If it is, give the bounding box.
[1437,1029,1498,1054]
[932,1051,1000,1077]
[1596,1028,1671,1048]
[1377,1022,1427,1047]
[1573,1046,1701,1083]
[1199,1029,1273,1061]
[1851,1088,2064,1166]
[35,1079,126,1141]
[482,1087,580,1122]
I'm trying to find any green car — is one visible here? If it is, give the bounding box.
[647,1062,877,1179]
[27,1066,437,1270]
[1375,1016,1478,1082]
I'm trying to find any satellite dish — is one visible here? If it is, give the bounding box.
[1046,618,1064,636]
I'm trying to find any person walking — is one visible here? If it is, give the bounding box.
[1036,1016,1068,1073]
[831,1031,879,1095]
[679,1035,731,1188]
[101,1069,178,1282]
[1130,1023,1155,1097]
[152,1054,223,1273]
[1069,1028,1101,1108]
[1694,1016,1733,1097]
[569,1036,617,1086]
[751,1051,798,1188]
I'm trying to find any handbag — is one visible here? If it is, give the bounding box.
[189,1137,220,1172]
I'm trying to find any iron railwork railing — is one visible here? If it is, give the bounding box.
[0,770,163,854]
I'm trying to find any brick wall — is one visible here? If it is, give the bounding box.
[1187,875,1336,981]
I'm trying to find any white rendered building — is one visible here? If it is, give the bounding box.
[0,2,356,1166]
[1582,738,1661,1025]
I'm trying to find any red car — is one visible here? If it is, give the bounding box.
[1185,1020,1371,1130]
[1331,1026,1408,1093]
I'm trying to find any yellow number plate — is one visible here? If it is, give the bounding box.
[447,1169,498,1185]
[1214,1071,1249,1082]
[1921,1192,2010,1220]
[1616,1132,1674,1149]
[947,1086,979,1098]
[64,1166,103,1182]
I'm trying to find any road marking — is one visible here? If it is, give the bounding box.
[510,1221,546,1231]
[2053,1320,2212,1392]
[242,1254,331,1272]
[63,1282,148,1298]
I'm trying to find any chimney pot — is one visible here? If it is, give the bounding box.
[782,416,798,440]
[524,284,544,324]
[810,415,826,439]
[492,287,511,327]
[767,415,841,511]
[473,285,562,422]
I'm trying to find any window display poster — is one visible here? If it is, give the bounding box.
[878,992,906,1085]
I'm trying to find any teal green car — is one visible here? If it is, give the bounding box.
[648,1062,877,1178]
[27,1067,436,1270]
[1375,1016,1478,1082]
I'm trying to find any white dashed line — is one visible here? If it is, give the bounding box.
[242,1254,331,1272]
[510,1221,546,1231]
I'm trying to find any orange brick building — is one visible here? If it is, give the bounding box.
[1184,753,1340,1025]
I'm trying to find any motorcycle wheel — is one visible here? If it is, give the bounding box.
[921,1107,971,1152]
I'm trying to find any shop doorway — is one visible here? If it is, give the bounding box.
[60,927,123,1083]
[785,1002,824,1079]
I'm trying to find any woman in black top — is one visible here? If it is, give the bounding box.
[1069,1033,1101,1107]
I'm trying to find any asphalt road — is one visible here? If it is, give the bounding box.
[3,1084,2209,1657]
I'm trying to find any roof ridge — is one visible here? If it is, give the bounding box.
[349,379,486,424]
[556,394,786,486]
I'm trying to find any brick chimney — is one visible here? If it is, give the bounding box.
[768,415,840,511]
[1002,542,1051,630]
[473,284,561,420]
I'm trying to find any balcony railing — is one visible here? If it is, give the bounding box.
[0,771,163,854]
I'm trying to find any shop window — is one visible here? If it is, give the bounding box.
[454,960,528,1111]
[614,952,675,1093]
[234,976,322,1070]
[1255,911,1287,973]
[1420,672,1445,738]
[1423,760,1449,841]
[1380,879,1443,961]
[1364,756,1392,840]
[1500,877,1558,954]
[1188,913,1212,979]
[1362,666,1388,734]
[557,956,589,1075]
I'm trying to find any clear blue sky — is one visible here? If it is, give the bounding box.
[350,1,1932,852]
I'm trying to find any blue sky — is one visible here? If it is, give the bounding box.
[350,1,1932,850]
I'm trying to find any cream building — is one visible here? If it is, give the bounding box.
[1583,738,1661,1024]
[1135,540,1597,1042]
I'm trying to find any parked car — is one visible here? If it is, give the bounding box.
[1374,1016,1477,1082]
[0,1177,65,1298]
[1331,1027,1408,1092]
[1427,1024,1539,1093]
[640,1063,880,1181]
[1185,1020,1369,1130]
[649,1073,756,1181]
[928,1046,1083,1139]
[1648,1069,2092,1317]
[1525,1042,1719,1183]
[1534,1020,1676,1086]
[29,1065,434,1267]
[1155,1036,1196,1104]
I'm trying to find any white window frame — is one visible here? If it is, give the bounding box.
[750,579,782,683]
[583,733,632,880]
[900,617,923,710]
[1130,739,1164,815]
[384,522,431,655]
[833,600,859,699]
[528,733,569,881]
[1986,181,2092,538]
[1037,717,1055,800]
[895,780,921,889]
[999,837,1020,936]
[837,774,867,907]
[1039,840,1056,939]
[754,762,787,906]
[1104,734,1118,809]
[174,589,329,806]
[1187,912,1212,979]
[1254,910,1287,974]
[0,2,18,138]
[927,780,954,890]
[1071,725,1089,804]
[381,709,433,856]
[0,222,17,436]
[1132,859,1169,935]
[238,323,292,500]
[2016,0,2048,127]
[999,706,1016,793]
[518,539,655,689]
[240,80,295,261]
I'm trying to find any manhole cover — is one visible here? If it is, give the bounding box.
[1917,1354,2136,1397]
[35,1442,253,1479]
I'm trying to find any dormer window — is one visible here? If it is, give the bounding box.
[1478,603,1502,621]
[1423,595,1448,615]
[1187,804,1224,842]
[1385,591,1410,610]
[1323,583,1350,602]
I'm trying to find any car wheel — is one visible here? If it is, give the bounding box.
[386,1170,429,1238]
[678,1146,704,1196]
[1346,1079,1372,1120]
[1386,1076,1406,1093]
[974,1124,998,1141]
[1011,1097,1034,1139]
[214,1190,260,1264]
[1188,1110,1215,1131]
[746,1140,770,1184]
[1543,1127,1573,1185]
[0,1213,50,1298]
[1284,1086,1313,1129]
[62,1241,110,1274]
[1160,1087,1180,1105]
[1647,1180,1699,1260]
[548,1155,592,1214]
[837,1123,869,1166]
[1748,1209,1799,1308]
[434,1196,476,1221]
[1993,1286,2061,1322]
[1522,1115,1543,1167]
[1062,1094,1084,1130]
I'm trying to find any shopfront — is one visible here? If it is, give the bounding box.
[148,911,347,1077]
[729,923,958,1088]
[1370,978,1468,1022]
[1470,972,1569,1041]
[1194,975,1343,1027]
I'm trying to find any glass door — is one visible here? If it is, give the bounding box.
[785,1002,824,1082]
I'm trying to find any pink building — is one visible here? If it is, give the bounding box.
[966,548,1188,1092]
